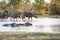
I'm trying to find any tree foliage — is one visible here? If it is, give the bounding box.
[10,0,21,5]
[0,0,60,15]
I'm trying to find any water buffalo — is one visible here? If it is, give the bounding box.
[9,13,20,21]
[21,12,38,21]
[0,13,8,20]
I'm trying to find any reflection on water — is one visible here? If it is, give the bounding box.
[0,17,60,33]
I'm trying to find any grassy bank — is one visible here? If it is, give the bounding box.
[0,32,60,40]
[37,15,60,18]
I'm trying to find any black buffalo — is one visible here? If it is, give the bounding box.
[0,13,8,20]
[9,13,20,21]
[22,12,38,21]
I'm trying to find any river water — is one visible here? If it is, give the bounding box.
[0,17,60,33]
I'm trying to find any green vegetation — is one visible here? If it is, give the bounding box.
[0,0,60,15]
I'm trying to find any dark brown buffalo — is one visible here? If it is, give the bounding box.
[0,13,8,20]
[22,12,38,21]
[9,13,20,21]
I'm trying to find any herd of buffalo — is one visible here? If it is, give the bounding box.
[0,11,38,21]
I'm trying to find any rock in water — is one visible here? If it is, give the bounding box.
[10,23,18,27]
[24,22,32,26]
[2,23,32,27]
[2,24,9,27]
[17,24,24,26]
